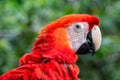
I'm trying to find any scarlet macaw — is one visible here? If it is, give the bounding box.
[0,14,102,80]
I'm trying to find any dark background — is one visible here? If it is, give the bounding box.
[0,0,120,80]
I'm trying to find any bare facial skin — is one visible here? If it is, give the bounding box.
[67,22,102,53]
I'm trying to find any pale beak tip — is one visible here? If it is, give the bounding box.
[91,25,102,51]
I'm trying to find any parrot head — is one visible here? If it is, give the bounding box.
[32,14,101,63]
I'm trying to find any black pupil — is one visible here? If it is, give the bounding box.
[76,24,80,29]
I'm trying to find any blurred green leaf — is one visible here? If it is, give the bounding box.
[0,0,120,80]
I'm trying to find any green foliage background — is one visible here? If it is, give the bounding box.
[0,0,120,80]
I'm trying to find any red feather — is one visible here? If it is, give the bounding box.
[0,14,99,80]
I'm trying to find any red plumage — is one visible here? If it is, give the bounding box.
[0,14,99,80]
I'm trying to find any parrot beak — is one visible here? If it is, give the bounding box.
[76,25,102,55]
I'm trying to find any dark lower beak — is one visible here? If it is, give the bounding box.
[76,31,95,55]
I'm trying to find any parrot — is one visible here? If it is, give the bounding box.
[0,14,102,80]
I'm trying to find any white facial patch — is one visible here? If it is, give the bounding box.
[67,22,89,52]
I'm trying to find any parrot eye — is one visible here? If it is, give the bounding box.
[73,24,82,33]
[76,24,81,29]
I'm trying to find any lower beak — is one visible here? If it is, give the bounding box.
[76,31,95,55]
[76,25,102,55]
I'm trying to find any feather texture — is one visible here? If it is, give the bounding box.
[0,14,100,80]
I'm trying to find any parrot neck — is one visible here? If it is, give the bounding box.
[19,47,77,66]
[20,35,77,65]
[19,35,78,65]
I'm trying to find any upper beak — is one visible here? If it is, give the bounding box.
[76,25,102,55]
